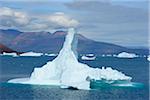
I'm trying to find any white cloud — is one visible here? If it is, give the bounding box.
[48,12,79,28]
[0,7,30,27]
[0,7,79,31]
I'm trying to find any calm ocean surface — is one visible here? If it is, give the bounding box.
[0,55,149,100]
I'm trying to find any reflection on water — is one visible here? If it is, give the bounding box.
[0,83,148,100]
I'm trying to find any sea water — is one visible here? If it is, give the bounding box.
[0,55,149,100]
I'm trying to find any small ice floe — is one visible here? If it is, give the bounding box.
[101,54,106,57]
[101,54,115,57]
[20,52,43,57]
[143,55,147,58]
[117,52,137,58]
[147,56,150,61]
[81,56,96,60]
[85,54,94,56]
[106,54,112,57]
[2,52,18,57]
[44,53,57,57]
[112,54,117,57]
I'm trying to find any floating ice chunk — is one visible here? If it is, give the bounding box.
[20,52,43,57]
[101,54,116,57]
[147,56,150,61]
[117,52,137,58]
[81,55,96,60]
[44,53,57,56]
[143,55,147,58]
[112,54,117,57]
[101,54,106,57]
[8,28,132,90]
[2,52,18,57]
[85,54,94,56]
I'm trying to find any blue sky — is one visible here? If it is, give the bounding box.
[0,0,149,47]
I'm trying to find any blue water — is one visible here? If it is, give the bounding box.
[0,55,149,100]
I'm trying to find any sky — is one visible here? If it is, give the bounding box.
[0,0,149,47]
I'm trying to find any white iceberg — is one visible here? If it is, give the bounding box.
[44,53,57,56]
[81,55,96,60]
[147,56,150,61]
[8,28,132,90]
[106,54,112,57]
[143,55,147,58]
[117,52,137,58]
[2,52,18,57]
[112,54,117,57]
[101,54,106,57]
[20,52,43,57]
[85,54,95,56]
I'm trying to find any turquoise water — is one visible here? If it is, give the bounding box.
[0,55,149,100]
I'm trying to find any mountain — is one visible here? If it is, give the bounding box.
[0,29,22,46]
[0,43,18,54]
[0,29,148,55]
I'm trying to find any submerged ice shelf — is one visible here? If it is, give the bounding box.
[8,28,132,90]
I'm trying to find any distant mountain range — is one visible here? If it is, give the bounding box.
[0,29,149,55]
[0,43,18,54]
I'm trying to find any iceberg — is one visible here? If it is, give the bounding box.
[8,28,132,90]
[81,55,96,60]
[147,56,150,61]
[85,54,94,56]
[112,54,117,57]
[20,52,43,57]
[2,52,18,57]
[44,53,57,57]
[101,54,106,57]
[143,55,147,58]
[117,52,137,58]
